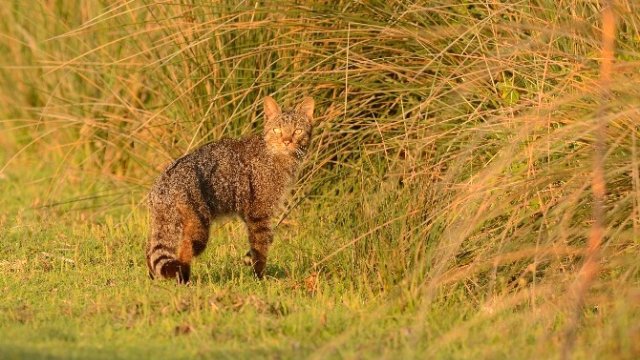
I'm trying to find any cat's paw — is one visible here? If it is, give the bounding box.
[243,250,253,266]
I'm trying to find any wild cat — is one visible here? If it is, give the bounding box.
[146,96,315,282]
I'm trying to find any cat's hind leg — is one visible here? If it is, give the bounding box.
[174,203,210,283]
[147,203,208,284]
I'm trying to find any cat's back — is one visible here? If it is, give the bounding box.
[149,135,268,205]
[203,134,269,171]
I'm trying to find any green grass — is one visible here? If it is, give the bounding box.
[1,0,640,358]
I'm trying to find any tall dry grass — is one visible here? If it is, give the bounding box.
[1,0,639,356]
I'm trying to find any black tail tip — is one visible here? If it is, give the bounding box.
[160,260,191,284]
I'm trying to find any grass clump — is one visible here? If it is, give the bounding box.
[1,0,639,358]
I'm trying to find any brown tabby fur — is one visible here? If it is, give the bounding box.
[146,96,315,282]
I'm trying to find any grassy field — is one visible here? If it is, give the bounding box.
[1,0,639,358]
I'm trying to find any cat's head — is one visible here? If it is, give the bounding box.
[262,96,315,159]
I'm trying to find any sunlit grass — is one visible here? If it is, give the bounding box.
[1,0,639,358]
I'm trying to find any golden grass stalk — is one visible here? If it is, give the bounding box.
[562,2,616,359]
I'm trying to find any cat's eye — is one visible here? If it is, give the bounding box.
[293,129,303,136]
[272,128,281,134]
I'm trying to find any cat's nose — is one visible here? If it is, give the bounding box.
[282,137,292,145]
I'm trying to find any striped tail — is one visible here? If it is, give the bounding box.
[146,243,190,283]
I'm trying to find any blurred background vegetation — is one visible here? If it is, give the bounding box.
[1,0,639,358]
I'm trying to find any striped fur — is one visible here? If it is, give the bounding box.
[146,96,316,282]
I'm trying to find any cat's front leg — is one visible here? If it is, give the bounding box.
[244,215,272,279]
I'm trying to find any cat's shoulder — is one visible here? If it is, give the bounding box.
[204,134,263,149]
[184,134,268,165]
[235,134,267,155]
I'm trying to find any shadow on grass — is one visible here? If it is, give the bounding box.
[191,261,289,284]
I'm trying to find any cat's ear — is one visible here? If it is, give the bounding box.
[263,96,281,124]
[295,97,315,122]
